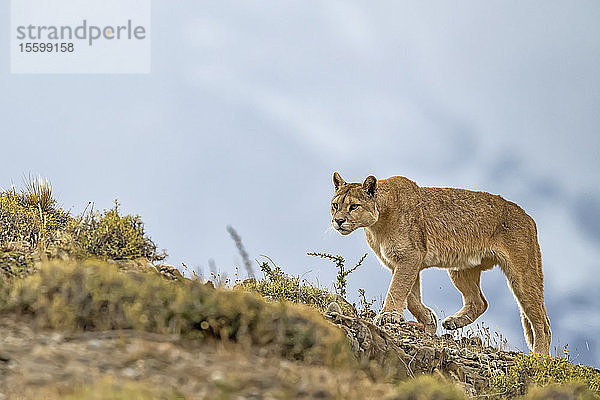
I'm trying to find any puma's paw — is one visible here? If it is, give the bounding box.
[442,314,473,330]
[373,311,405,326]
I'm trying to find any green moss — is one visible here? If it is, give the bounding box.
[490,354,600,398]
[384,375,466,400]
[4,260,353,367]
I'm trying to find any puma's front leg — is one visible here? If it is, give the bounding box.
[374,256,421,327]
[407,272,438,334]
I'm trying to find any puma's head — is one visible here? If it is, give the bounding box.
[331,172,379,235]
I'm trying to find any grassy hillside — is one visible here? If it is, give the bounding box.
[0,178,598,399]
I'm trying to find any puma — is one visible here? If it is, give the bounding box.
[330,172,551,355]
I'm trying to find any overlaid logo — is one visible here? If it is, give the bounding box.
[11,0,151,74]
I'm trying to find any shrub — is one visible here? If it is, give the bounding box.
[0,189,70,249]
[490,354,600,398]
[384,375,466,400]
[1,177,166,265]
[4,260,353,366]
[357,288,377,320]
[0,250,35,278]
[73,200,166,262]
[307,252,367,298]
[23,175,55,213]
[523,383,599,400]
[238,257,354,315]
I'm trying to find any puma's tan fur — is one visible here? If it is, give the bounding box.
[330,172,551,355]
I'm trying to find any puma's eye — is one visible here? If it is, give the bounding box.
[349,204,359,211]
[332,203,338,210]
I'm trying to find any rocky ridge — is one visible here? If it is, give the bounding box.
[324,303,516,396]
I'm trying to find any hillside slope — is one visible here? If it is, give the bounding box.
[0,181,598,399]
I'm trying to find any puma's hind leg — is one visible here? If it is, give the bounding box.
[442,266,488,330]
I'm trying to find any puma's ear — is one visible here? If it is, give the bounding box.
[363,175,377,197]
[333,172,346,191]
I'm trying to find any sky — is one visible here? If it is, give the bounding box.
[1,1,599,366]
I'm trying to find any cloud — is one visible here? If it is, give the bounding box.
[572,192,600,244]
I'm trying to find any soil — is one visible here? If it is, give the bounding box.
[0,315,403,400]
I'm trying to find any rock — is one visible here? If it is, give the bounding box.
[323,311,516,395]
[154,263,183,280]
[326,302,342,315]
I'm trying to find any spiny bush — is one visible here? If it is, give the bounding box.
[237,257,354,315]
[73,200,166,262]
[0,188,70,248]
[489,354,600,398]
[307,252,367,298]
[3,260,353,366]
[23,175,55,212]
[357,288,378,320]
